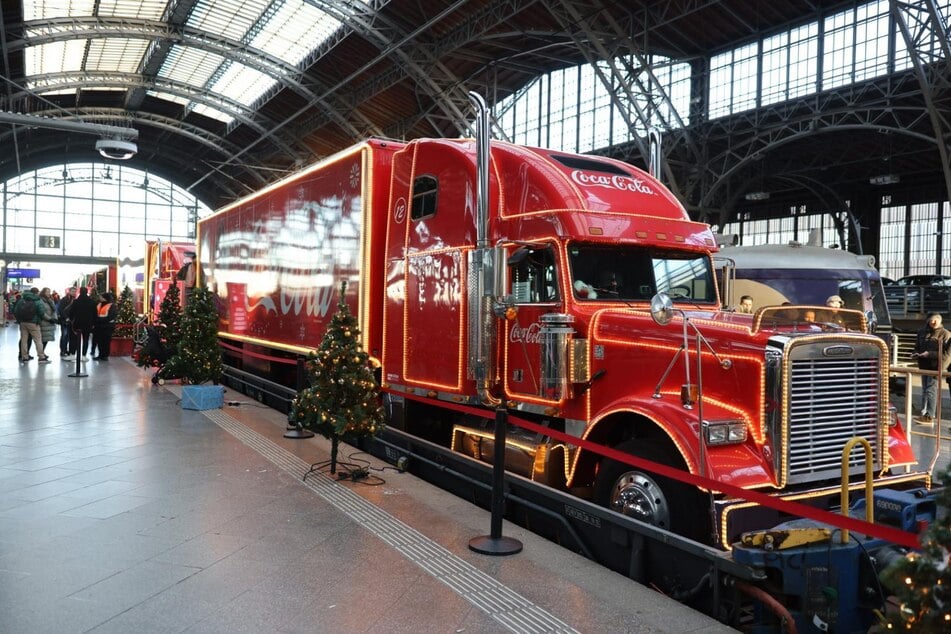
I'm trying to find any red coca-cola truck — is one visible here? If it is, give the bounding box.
[198,103,927,547]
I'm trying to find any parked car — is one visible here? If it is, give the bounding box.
[881,276,896,286]
[894,274,951,286]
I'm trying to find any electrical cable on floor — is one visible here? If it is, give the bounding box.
[346,450,405,474]
[224,400,271,409]
[303,457,385,486]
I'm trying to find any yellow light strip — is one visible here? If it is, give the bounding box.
[207,142,370,220]
[401,245,468,392]
[359,146,372,343]
[565,407,699,482]
[777,334,891,486]
[400,144,419,385]
[217,331,313,355]
[379,145,406,383]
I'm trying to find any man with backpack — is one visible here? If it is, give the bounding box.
[14,287,50,364]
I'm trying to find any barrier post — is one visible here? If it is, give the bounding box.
[840,437,873,544]
[469,407,523,556]
[68,329,87,378]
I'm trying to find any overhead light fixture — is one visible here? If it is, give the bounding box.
[870,174,899,185]
[745,191,770,201]
[96,138,137,160]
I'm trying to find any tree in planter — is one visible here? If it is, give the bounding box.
[878,465,951,630]
[162,286,222,385]
[113,285,137,339]
[289,281,384,473]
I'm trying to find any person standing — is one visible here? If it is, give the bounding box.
[93,292,117,360]
[38,287,57,358]
[58,287,77,359]
[913,312,951,424]
[69,287,97,359]
[177,250,197,305]
[825,294,847,326]
[14,287,50,364]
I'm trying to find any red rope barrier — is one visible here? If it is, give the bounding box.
[387,388,922,549]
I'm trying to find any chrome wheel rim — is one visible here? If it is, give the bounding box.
[609,472,670,529]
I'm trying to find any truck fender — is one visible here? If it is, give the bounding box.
[567,399,700,490]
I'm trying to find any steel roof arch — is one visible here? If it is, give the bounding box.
[11,16,372,140]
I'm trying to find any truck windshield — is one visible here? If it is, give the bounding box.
[568,244,716,303]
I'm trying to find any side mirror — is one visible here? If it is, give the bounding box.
[650,292,674,325]
[865,310,878,333]
[507,246,530,266]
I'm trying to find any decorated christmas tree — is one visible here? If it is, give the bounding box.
[113,285,137,338]
[162,286,222,385]
[157,283,183,351]
[289,281,384,473]
[879,465,951,630]
[136,283,183,369]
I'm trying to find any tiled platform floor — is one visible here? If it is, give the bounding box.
[0,325,737,633]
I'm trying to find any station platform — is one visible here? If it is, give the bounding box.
[0,325,737,634]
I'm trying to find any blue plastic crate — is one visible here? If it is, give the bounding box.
[181,385,224,410]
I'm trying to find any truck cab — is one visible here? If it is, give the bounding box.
[714,242,894,359]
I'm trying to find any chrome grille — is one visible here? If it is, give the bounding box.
[786,350,882,483]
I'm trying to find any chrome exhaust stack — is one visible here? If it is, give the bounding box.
[467,91,501,406]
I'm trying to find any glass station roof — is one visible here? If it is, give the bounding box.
[22,0,353,124]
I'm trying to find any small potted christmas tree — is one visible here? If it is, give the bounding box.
[164,286,224,409]
[111,285,137,356]
[289,281,384,473]
[878,465,951,630]
[157,282,183,352]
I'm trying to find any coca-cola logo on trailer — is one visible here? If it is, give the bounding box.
[570,170,656,195]
[510,322,542,343]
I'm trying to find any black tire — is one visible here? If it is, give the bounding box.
[593,438,711,543]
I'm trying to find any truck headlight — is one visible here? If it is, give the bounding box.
[704,420,748,445]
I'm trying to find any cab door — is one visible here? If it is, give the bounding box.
[502,244,563,403]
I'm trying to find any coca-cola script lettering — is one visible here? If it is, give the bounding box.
[570,170,655,196]
[510,322,542,344]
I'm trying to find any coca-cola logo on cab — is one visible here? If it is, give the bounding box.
[510,322,542,343]
[570,170,655,195]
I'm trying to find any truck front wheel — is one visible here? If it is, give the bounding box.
[593,438,710,543]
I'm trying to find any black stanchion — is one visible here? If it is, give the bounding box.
[284,357,314,438]
[284,423,315,439]
[468,406,523,556]
[68,338,87,378]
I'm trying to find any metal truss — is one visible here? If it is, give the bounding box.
[293,0,539,142]
[0,106,265,194]
[12,16,345,156]
[689,67,943,225]
[9,71,301,157]
[544,0,706,201]
[891,0,951,212]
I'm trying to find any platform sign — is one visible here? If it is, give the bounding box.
[7,267,41,279]
[39,235,60,248]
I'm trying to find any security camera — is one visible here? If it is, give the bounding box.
[96,138,137,160]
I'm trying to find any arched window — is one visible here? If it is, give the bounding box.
[2,162,210,258]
